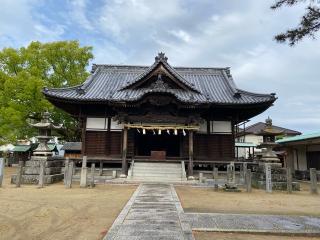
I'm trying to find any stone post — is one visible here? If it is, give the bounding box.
[64,158,69,186]
[0,158,4,187]
[227,164,235,184]
[199,172,203,183]
[38,159,46,188]
[112,170,117,179]
[80,156,87,188]
[16,160,24,187]
[243,162,247,184]
[213,167,218,190]
[66,161,74,188]
[265,164,272,193]
[239,163,244,183]
[286,167,292,194]
[231,162,236,183]
[90,163,95,188]
[246,169,252,193]
[310,168,318,194]
[99,161,103,176]
[213,167,218,179]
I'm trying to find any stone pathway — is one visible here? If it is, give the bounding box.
[103,183,194,240]
[186,212,320,234]
[104,184,320,239]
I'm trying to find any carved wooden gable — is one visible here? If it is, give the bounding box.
[121,52,199,93]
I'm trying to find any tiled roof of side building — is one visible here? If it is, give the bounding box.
[43,54,276,105]
[277,132,320,144]
[239,122,301,136]
[61,142,82,151]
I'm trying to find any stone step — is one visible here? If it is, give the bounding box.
[129,162,184,182]
[133,168,182,173]
[133,174,182,179]
[134,163,181,168]
[130,177,183,182]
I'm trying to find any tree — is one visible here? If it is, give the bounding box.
[0,41,93,144]
[271,0,320,46]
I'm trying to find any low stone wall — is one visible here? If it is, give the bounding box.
[11,173,64,184]
[11,156,64,185]
[252,167,300,191]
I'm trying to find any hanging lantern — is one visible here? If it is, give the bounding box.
[174,129,178,135]
[142,129,146,135]
[183,129,186,136]
[167,129,170,135]
[153,129,156,135]
[158,129,161,135]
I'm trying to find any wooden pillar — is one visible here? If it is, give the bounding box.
[90,163,95,188]
[81,117,86,156]
[188,130,194,179]
[120,127,128,177]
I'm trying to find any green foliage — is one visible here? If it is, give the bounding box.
[0,41,93,144]
[271,0,320,46]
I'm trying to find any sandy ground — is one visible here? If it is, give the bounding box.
[194,232,320,240]
[0,167,136,240]
[175,183,320,216]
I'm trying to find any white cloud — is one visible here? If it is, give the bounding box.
[168,30,191,43]
[0,0,319,133]
[0,0,65,48]
[67,0,94,31]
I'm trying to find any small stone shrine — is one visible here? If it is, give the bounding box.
[252,117,300,190]
[224,162,241,192]
[11,112,64,184]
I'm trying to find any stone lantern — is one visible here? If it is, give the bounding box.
[256,117,283,167]
[252,117,300,191]
[11,112,64,185]
[30,111,62,155]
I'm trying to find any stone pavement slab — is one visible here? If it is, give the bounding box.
[186,212,320,234]
[103,183,194,240]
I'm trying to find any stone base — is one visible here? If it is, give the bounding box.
[252,180,300,191]
[223,188,241,192]
[188,176,195,180]
[11,173,64,184]
[223,183,241,192]
[11,156,64,185]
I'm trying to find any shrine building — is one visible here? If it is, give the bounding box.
[43,53,276,178]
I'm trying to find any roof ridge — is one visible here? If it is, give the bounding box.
[93,64,230,71]
[119,53,200,93]
[237,88,276,98]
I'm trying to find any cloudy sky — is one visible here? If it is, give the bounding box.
[0,0,319,133]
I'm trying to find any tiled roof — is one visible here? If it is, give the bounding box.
[61,142,82,151]
[276,132,320,144]
[43,53,276,106]
[240,122,301,136]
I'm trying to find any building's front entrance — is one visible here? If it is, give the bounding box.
[134,131,180,157]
